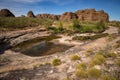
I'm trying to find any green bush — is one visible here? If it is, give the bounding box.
[70,54,81,61]
[52,58,61,66]
[87,68,101,79]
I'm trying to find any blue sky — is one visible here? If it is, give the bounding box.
[0,0,120,21]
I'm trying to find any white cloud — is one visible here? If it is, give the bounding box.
[11,0,75,5]
[12,0,44,3]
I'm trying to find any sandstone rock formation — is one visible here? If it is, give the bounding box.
[60,12,77,21]
[0,9,15,17]
[27,11,35,18]
[75,9,109,22]
[36,9,109,22]
[36,14,60,20]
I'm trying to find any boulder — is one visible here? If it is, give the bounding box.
[27,11,35,18]
[0,9,15,17]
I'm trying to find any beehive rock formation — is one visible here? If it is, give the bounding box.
[60,12,78,21]
[36,14,60,20]
[36,9,109,22]
[75,9,109,22]
[27,11,35,18]
[0,9,15,17]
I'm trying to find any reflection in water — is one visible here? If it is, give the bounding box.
[13,41,73,57]
[23,41,73,56]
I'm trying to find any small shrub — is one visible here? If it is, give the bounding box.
[87,68,101,79]
[76,63,86,70]
[52,58,61,66]
[101,75,116,80]
[70,54,81,61]
[75,69,88,78]
[104,52,117,58]
[89,54,106,67]
[69,19,81,32]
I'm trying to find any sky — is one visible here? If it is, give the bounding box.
[0,0,120,21]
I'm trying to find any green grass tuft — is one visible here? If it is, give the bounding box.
[52,58,61,66]
[70,54,81,61]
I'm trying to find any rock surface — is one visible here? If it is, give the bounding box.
[60,12,77,21]
[75,9,109,22]
[36,14,60,20]
[0,9,15,17]
[36,9,109,22]
[27,11,35,18]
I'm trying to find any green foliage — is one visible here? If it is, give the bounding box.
[87,68,101,79]
[70,54,81,61]
[96,20,107,32]
[52,58,61,66]
[0,17,53,29]
[101,75,116,80]
[72,19,81,32]
[79,21,107,33]
[73,33,108,41]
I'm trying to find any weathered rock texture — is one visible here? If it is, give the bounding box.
[0,8,109,22]
[75,9,109,22]
[36,14,60,20]
[36,9,109,22]
[27,11,35,18]
[60,12,77,21]
[0,9,15,17]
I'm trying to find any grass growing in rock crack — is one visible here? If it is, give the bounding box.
[75,69,88,78]
[76,63,87,70]
[87,68,101,79]
[104,52,117,58]
[89,53,106,67]
[70,54,81,61]
[52,58,61,66]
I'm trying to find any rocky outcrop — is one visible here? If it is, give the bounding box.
[36,14,60,20]
[75,9,109,22]
[27,11,35,18]
[0,9,15,17]
[0,8,109,22]
[60,12,77,21]
[0,28,49,54]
